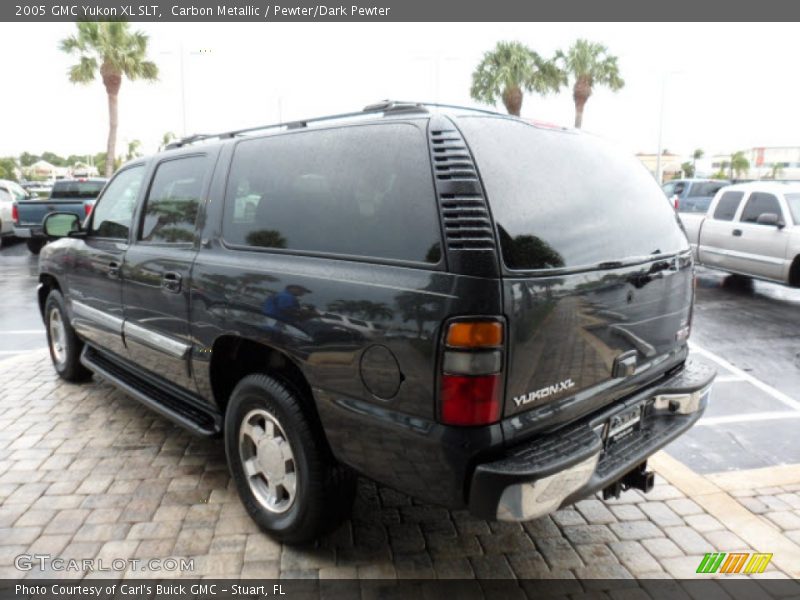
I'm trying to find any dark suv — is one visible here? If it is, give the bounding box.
[37,101,714,543]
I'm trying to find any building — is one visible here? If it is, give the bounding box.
[709,147,800,180]
[636,152,685,181]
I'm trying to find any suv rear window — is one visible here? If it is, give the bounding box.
[458,117,688,271]
[688,182,726,197]
[50,180,105,199]
[222,123,442,264]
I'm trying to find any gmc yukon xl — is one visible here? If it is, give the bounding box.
[37,101,715,542]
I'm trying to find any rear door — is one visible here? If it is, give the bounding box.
[728,192,790,280]
[458,116,693,434]
[121,153,215,391]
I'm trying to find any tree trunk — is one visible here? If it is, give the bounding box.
[502,86,523,116]
[101,63,122,178]
[572,76,592,129]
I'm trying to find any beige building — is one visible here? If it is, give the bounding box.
[709,146,800,180]
[636,152,685,181]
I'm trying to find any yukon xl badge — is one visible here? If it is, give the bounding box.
[514,378,576,407]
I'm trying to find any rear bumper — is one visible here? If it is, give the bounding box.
[13,226,40,239]
[468,360,715,521]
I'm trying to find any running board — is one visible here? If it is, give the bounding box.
[81,346,221,436]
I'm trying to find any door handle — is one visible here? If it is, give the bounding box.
[107,261,120,279]
[732,229,743,237]
[162,271,182,293]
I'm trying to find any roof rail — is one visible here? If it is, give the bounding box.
[164,100,505,150]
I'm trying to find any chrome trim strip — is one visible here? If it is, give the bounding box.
[123,321,190,359]
[71,300,123,333]
[699,245,786,266]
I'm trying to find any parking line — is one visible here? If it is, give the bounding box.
[697,411,800,427]
[690,342,800,412]
[1,330,45,335]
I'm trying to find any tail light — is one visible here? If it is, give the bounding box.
[440,320,504,426]
[673,196,679,210]
[11,203,18,224]
[84,202,94,217]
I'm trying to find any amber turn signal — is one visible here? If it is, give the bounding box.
[446,321,503,348]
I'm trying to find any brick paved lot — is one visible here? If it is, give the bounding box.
[1,350,799,582]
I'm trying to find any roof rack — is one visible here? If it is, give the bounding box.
[164,100,505,149]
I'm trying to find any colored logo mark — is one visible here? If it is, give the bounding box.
[696,552,773,574]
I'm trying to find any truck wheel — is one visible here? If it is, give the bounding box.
[27,239,45,255]
[44,290,92,382]
[225,373,356,544]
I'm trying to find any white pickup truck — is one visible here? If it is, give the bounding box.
[680,181,800,286]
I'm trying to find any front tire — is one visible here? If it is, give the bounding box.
[225,373,356,544]
[44,290,92,382]
[27,239,44,255]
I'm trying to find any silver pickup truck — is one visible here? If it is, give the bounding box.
[680,182,800,286]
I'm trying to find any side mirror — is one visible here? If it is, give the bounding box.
[755,212,784,228]
[43,212,81,238]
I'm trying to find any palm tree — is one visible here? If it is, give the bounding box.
[729,151,750,179]
[692,149,704,172]
[159,131,176,151]
[770,162,784,180]
[125,139,142,161]
[470,41,562,116]
[555,39,624,128]
[60,22,158,177]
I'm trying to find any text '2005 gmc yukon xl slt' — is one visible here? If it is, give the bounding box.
[680,181,800,287]
[37,102,714,543]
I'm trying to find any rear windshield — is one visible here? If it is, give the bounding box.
[688,181,727,197]
[458,117,688,271]
[50,180,105,199]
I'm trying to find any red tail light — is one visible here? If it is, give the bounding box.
[11,203,18,224]
[673,197,679,210]
[441,374,501,425]
[84,202,93,217]
[439,319,504,426]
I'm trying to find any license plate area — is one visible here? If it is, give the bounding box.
[605,404,643,448]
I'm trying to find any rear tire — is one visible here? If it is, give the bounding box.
[225,373,356,544]
[27,239,44,255]
[44,290,92,382]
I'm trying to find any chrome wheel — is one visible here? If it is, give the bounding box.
[238,408,297,514]
[49,307,67,367]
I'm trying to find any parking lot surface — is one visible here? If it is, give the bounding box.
[1,240,799,583]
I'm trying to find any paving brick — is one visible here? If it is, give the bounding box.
[432,557,474,578]
[173,527,214,556]
[535,537,583,570]
[665,498,704,517]
[575,543,620,565]
[663,526,714,554]
[609,504,647,522]
[392,553,435,579]
[43,509,89,535]
[576,500,617,525]
[608,541,661,575]
[641,537,684,559]
[609,521,664,541]
[244,533,281,562]
[639,502,684,527]
[702,530,751,552]
[478,531,535,554]
[683,514,724,533]
[552,508,587,527]
[764,510,800,531]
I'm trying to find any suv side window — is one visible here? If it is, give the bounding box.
[222,124,442,264]
[89,166,145,239]
[140,156,205,244]
[740,192,782,224]
[712,191,744,221]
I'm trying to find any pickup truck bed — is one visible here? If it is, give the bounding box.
[14,178,106,253]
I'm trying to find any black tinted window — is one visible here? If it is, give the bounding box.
[222,124,441,263]
[740,192,781,223]
[458,117,688,271]
[51,180,105,199]
[140,157,205,243]
[688,182,726,197]
[713,191,744,221]
[89,166,145,239]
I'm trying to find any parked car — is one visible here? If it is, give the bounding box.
[0,179,35,248]
[662,178,730,213]
[680,181,800,286]
[37,101,714,542]
[13,178,107,254]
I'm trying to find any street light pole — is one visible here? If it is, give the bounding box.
[180,42,187,136]
[655,76,666,184]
